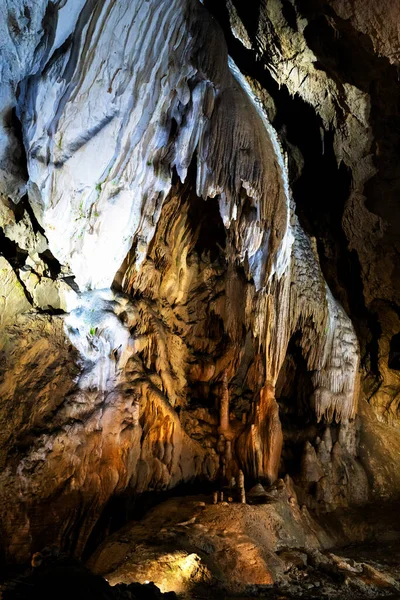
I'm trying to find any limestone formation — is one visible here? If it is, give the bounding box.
[0,0,399,589]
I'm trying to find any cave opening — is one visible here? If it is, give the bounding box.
[275,331,316,479]
[82,477,216,563]
[187,194,226,263]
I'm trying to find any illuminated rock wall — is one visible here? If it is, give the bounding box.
[0,0,398,564]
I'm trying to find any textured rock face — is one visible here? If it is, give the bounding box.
[0,0,399,569]
[88,492,325,594]
[328,0,400,64]
[210,0,400,425]
[88,493,400,597]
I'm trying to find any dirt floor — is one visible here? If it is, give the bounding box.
[86,491,400,599]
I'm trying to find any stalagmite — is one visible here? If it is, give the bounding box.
[237,384,283,483]
[219,370,230,434]
[301,442,324,484]
[221,457,226,478]
[225,440,232,464]
[238,470,246,504]
[217,435,226,456]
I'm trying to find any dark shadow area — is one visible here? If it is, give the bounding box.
[82,478,217,563]
[389,333,400,371]
[187,194,226,262]
[297,0,400,240]
[275,331,316,479]
[17,195,46,236]
[4,107,29,181]
[1,554,177,600]
[281,0,298,31]
[0,227,28,269]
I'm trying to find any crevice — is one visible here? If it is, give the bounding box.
[39,249,62,279]
[12,108,29,181]
[1,102,70,291]
[0,227,36,303]
[389,333,400,371]
[0,228,28,271]
[18,194,46,236]
[281,0,298,32]
[362,310,382,378]
[276,331,316,479]
[0,229,71,314]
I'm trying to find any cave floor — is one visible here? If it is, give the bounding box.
[2,495,400,599]
[85,494,400,600]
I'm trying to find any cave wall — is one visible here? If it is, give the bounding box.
[208,0,400,422]
[0,0,399,565]
[207,0,400,489]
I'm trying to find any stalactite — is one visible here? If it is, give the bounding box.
[228,60,360,425]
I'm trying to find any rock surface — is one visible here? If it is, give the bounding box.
[0,0,399,589]
[87,493,400,598]
[207,0,400,429]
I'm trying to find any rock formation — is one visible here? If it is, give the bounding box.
[0,0,399,590]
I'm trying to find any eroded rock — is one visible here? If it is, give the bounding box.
[0,0,399,579]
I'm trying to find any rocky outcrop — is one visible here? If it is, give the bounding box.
[0,0,399,576]
[87,491,400,597]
